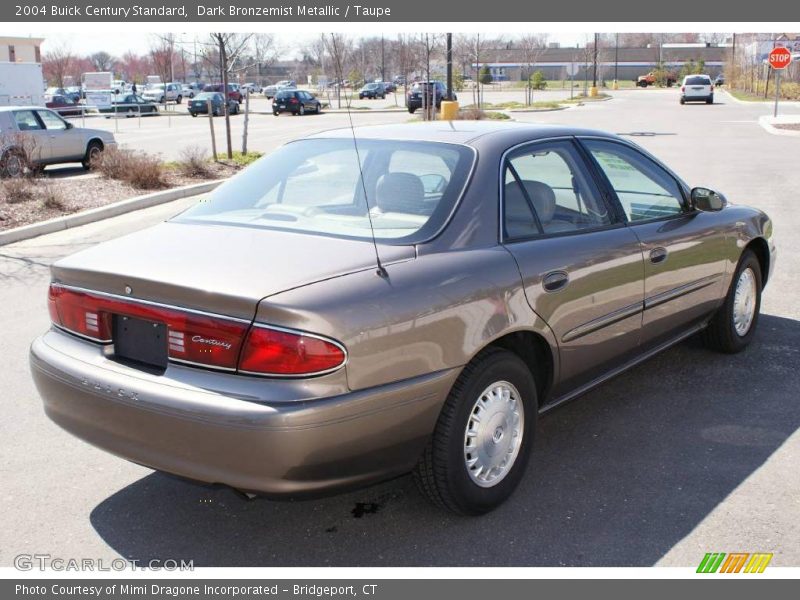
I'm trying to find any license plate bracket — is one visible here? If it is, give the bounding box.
[112,315,168,370]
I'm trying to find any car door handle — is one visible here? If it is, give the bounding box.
[542,271,569,292]
[649,247,668,264]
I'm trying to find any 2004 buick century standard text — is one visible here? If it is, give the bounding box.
[30,122,776,514]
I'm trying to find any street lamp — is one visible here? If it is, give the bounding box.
[614,33,619,90]
[591,32,599,96]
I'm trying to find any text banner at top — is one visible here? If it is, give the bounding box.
[4,0,800,22]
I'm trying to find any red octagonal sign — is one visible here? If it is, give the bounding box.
[769,46,792,70]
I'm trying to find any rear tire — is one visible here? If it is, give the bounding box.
[702,250,762,354]
[680,97,686,105]
[0,149,26,178]
[413,348,537,515]
[707,95,714,104]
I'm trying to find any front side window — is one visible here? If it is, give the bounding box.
[175,138,474,243]
[36,110,67,131]
[583,139,685,222]
[503,140,612,239]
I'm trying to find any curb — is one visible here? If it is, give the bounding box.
[723,89,800,107]
[757,115,800,137]
[0,179,225,247]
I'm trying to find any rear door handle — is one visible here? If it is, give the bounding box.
[649,247,668,264]
[542,271,569,292]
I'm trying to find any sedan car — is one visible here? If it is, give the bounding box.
[272,90,322,115]
[407,81,455,113]
[359,83,386,99]
[680,74,715,104]
[203,84,242,104]
[188,92,240,117]
[30,122,775,515]
[99,95,159,117]
[0,106,116,175]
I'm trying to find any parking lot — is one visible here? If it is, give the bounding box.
[1,87,799,567]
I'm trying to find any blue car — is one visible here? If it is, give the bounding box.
[188,92,239,117]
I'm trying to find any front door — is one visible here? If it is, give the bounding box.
[581,138,728,349]
[501,138,646,398]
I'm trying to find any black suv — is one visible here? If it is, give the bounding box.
[272,90,322,116]
[406,81,455,114]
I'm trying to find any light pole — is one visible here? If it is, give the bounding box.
[614,33,619,90]
[591,32,599,96]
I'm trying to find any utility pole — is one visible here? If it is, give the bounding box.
[592,32,599,96]
[614,33,619,89]
[381,35,385,82]
[446,32,453,101]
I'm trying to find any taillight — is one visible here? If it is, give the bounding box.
[238,325,346,376]
[48,284,247,369]
[48,284,347,376]
[710,85,714,91]
[289,98,298,103]
[681,86,685,92]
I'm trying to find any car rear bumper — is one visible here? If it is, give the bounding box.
[30,329,456,497]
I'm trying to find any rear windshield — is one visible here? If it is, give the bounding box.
[174,138,474,243]
[685,76,711,85]
[275,91,296,99]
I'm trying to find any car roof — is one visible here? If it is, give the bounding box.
[0,106,49,112]
[305,121,621,147]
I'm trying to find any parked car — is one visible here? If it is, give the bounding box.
[0,105,116,175]
[714,74,725,87]
[241,83,259,94]
[202,84,242,104]
[45,94,83,117]
[29,122,775,514]
[680,74,714,104]
[261,81,296,99]
[272,89,322,115]
[142,82,183,104]
[637,70,678,87]
[188,92,240,117]
[358,82,386,99]
[180,84,196,99]
[381,81,397,93]
[407,81,456,113]
[99,94,160,117]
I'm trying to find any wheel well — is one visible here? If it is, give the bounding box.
[487,331,554,407]
[746,238,770,287]
[87,138,104,151]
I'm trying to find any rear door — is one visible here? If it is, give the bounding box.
[581,138,727,349]
[11,109,50,162]
[501,138,646,398]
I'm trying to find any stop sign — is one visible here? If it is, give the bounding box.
[768,46,792,70]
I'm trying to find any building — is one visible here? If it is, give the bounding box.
[474,44,728,82]
[0,35,44,64]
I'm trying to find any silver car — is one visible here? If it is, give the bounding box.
[0,106,117,176]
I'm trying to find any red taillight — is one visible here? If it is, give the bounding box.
[710,85,714,91]
[289,98,298,103]
[48,284,347,376]
[48,284,247,369]
[238,326,346,376]
[681,85,685,92]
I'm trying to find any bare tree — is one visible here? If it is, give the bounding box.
[458,34,492,108]
[42,45,75,88]
[149,36,175,85]
[209,33,254,159]
[90,51,115,72]
[519,34,549,105]
[324,33,353,109]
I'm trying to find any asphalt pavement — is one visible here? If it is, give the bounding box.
[1,88,798,567]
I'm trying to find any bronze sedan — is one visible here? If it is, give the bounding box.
[30,122,776,514]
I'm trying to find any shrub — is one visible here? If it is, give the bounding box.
[98,147,167,190]
[479,66,493,85]
[0,177,35,204]
[530,71,547,90]
[177,146,212,178]
[41,183,67,211]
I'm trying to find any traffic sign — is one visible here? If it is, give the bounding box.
[768,47,792,70]
[565,62,580,77]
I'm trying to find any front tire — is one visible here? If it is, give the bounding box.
[702,250,762,353]
[414,348,537,515]
[82,141,103,170]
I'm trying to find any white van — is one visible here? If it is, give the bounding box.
[680,74,714,105]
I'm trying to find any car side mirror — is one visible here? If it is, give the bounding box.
[65,122,74,129]
[691,187,726,212]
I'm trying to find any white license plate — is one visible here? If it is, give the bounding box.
[279,105,285,108]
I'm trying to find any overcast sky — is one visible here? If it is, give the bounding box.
[31,31,591,59]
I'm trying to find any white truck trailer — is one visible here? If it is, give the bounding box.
[0,62,45,106]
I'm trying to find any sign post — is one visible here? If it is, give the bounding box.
[768,47,793,118]
[566,62,579,100]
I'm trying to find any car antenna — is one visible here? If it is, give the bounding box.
[329,33,388,279]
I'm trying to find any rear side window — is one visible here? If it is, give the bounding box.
[503,140,612,239]
[13,110,42,131]
[583,139,685,221]
[37,110,67,131]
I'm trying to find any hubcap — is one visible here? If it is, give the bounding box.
[5,155,23,177]
[733,267,757,336]
[464,380,524,488]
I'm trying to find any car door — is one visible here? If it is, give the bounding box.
[581,138,728,349]
[11,109,50,163]
[36,109,84,160]
[501,138,646,397]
